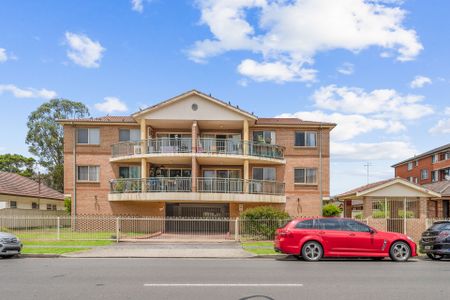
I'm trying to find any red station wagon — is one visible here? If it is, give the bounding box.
[275,217,417,262]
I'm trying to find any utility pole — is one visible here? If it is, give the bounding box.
[364,162,372,185]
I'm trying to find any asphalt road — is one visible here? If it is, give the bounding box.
[1,257,449,300]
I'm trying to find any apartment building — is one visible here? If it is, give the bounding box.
[392,143,450,218]
[59,90,335,218]
[392,143,450,185]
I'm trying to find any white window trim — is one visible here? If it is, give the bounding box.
[77,128,100,145]
[77,165,100,182]
[294,168,318,185]
[294,131,317,148]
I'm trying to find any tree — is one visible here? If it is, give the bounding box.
[26,99,89,192]
[64,197,71,215]
[0,153,36,177]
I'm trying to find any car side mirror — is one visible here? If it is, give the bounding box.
[369,228,376,234]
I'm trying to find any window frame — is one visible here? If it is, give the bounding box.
[294,131,317,147]
[421,169,429,180]
[32,202,39,210]
[252,131,276,145]
[76,128,100,145]
[10,201,17,209]
[119,128,141,142]
[252,167,276,181]
[294,168,318,185]
[407,162,413,171]
[77,165,100,182]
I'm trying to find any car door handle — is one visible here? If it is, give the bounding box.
[319,231,325,235]
[349,233,356,237]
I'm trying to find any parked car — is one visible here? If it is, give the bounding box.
[275,217,416,262]
[419,221,450,260]
[0,232,22,258]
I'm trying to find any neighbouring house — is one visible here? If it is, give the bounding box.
[392,143,450,185]
[335,177,441,241]
[0,171,65,215]
[392,143,450,218]
[58,89,335,218]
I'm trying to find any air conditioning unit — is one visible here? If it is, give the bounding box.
[133,145,142,155]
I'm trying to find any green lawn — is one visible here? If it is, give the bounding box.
[241,241,278,255]
[21,247,89,255]
[23,240,113,247]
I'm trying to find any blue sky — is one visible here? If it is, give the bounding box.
[0,0,449,194]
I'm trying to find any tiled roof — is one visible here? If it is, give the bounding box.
[422,181,450,197]
[335,178,395,198]
[58,116,136,124]
[391,143,450,167]
[256,118,336,127]
[0,172,64,201]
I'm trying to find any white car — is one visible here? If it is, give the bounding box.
[0,232,22,258]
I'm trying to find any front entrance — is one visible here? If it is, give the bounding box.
[443,200,450,218]
[165,203,231,234]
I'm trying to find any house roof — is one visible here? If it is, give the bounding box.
[132,89,258,120]
[335,177,441,199]
[255,118,336,127]
[422,181,450,197]
[57,116,137,125]
[0,172,64,201]
[391,143,450,167]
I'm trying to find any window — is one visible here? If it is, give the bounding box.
[10,201,17,209]
[119,129,141,142]
[432,154,439,164]
[119,166,141,178]
[32,202,38,209]
[47,204,52,210]
[295,219,315,229]
[415,160,419,167]
[445,152,450,160]
[253,131,276,145]
[77,166,100,182]
[341,219,371,232]
[407,162,413,171]
[432,170,439,182]
[421,169,428,180]
[52,205,57,211]
[295,131,317,147]
[294,168,317,184]
[252,167,276,181]
[158,168,192,178]
[316,219,341,230]
[77,128,100,144]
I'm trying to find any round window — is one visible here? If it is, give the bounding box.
[191,103,198,111]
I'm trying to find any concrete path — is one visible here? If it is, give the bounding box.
[62,241,254,258]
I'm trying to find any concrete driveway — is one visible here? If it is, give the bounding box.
[63,241,254,258]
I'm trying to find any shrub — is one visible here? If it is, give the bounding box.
[64,197,71,215]
[322,203,341,217]
[240,206,290,240]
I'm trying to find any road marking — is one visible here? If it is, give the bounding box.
[144,283,303,287]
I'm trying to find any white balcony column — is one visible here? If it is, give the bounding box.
[243,159,249,193]
[140,118,147,154]
[243,119,249,155]
[191,121,198,192]
[141,158,147,192]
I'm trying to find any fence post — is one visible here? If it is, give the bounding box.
[57,217,61,241]
[116,217,120,243]
[234,218,239,241]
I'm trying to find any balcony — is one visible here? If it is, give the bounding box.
[111,138,285,163]
[108,177,286,203]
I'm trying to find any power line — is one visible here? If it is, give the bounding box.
[363,162,373,185]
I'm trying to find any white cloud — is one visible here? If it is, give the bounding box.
[65,32,105,68]
[312,84,433,120]
[429,119,450,135]
[237,59,316,83]
[189,0,422,83]
[337,62,354,75]
[0,84,57,99]
[0,48,8,63]
[131,0,143,13]
[95,97,128,113]
[445,107,450,115]
[331,141,416,160]
[277,110,404,142]
[410,75,432,88]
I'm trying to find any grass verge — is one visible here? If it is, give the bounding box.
[21,247,90,255]
[241,241,278,255]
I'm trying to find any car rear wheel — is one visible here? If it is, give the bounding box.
[1,255,15,259]
[426,253,443,261]
[389,241,411,262]
[301,241,323,262]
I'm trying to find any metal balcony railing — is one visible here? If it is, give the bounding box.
[110,177,192,193]
[111,138,284,159]
[110,177,285,196]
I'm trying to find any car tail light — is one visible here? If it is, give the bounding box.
[279,230,293,238]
